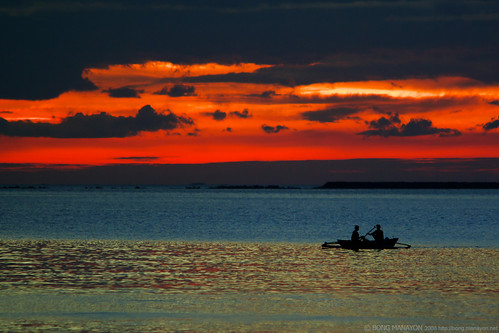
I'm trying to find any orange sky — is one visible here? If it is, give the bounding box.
[1,61,498,165]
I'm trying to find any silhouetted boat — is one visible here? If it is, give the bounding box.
[322,238,411,250]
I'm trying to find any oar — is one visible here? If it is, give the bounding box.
[396,242,411,249]
[363,226,376,239]
[322,241,341,248]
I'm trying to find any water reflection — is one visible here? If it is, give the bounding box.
[0,240,496,295]
[0,240,497,331]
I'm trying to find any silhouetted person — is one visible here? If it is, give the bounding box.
[351,225,360,245]
[368,224,384,243]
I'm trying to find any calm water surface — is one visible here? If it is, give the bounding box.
[1,186,498,246]
[0,241,497,332]
[0,187,497,331]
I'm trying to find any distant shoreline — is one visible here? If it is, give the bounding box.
[2,159,499,185]
[317,182,499,189]
[2,182,499,190]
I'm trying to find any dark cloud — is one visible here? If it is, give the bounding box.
[401,119,461,137]
[114,156,160,161]
[153,87,170,95]
[248,90,280,98]
[483,117,499,131]
[225,127,232,132]
[154,85,196,97]
[0,105,193,138]
[302,107,360,123]
[358,113,461,137]
[203,109,251,121]
[367,96,478,116]
[368,113,402,134]
[262,124,289,134]
[230,109,252,118]
[205,110,227,121]
[0,111,13,114]
[1,0,498,100]
[104,87,143,98]
[182,49,499,87]
[490,101,499,106]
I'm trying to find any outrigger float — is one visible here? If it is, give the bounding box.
[322,238,411,250]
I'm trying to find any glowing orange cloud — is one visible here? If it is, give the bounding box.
[1,61,499,166]
[295,77,499,99]
[84,61,272,89]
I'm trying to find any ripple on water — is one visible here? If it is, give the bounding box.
[0,240,497,331]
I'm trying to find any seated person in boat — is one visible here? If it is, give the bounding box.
[351,225,361,244]
[368,224,384,243]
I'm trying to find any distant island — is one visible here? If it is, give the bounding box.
[208,185,301,190]
[317,182,499,189]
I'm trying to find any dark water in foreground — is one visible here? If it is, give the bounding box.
[0,240,497,332]
[0,187,497,331]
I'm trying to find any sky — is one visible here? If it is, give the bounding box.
[1,0,498,184]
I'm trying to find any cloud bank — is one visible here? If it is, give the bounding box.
[358,113,461,137]
[1,0,497,100]
[302,107,360,123]
[154,85,196,97]
[204,109,252,121]
[104,87,143,98]
[0,105,193,138]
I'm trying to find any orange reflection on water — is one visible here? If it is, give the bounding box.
[0,240,496,296]
[0,240,497,331]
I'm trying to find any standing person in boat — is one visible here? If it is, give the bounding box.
[368,224,384,243]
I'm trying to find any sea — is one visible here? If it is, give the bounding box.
[0,186,497,332]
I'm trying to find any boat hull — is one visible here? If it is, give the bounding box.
[323,238,399,249]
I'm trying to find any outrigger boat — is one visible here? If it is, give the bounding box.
[322,225,411,250]
[322,237,410,250]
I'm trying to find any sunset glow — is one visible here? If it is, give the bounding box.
[1,0,499,183]
[1,60,499,166]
